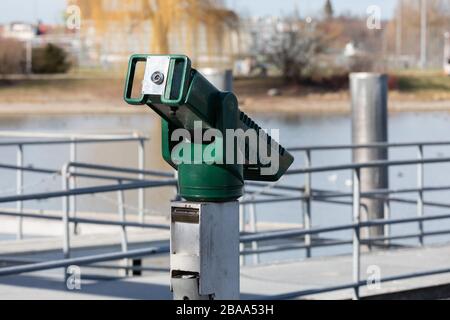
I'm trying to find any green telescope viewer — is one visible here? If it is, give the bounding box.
[124,54,294,202]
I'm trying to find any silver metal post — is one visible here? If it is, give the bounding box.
[138,137,145,223]
[61,165,71,260]
[16,144,24,240]
[69,137,78,235]
[352,168,361,300]
[117,180,129,276]
[351,73,388,241]
[248,197,259,264]
[417,145,424,245]
[303,150,312,258]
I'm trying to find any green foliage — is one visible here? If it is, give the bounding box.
[396,72,450,92]
[32,44,71,74]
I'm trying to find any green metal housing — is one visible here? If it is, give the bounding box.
[124,54,294,202]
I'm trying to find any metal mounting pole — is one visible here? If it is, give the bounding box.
[170,201,240,300]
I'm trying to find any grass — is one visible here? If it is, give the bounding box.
[393,70,450,99]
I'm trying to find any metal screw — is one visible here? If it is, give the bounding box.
[151,71,164,85]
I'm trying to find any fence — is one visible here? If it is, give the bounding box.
[1,133,450,299]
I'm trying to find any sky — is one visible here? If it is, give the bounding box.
[0,0,397,24]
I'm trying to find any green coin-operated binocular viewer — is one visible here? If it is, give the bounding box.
[124,54,294,202]
[124,54,294,300]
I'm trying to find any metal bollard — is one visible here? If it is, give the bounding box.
[351,73,389,242]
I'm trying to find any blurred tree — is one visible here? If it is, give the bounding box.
[259,17,324,83]
[32,44,71,74]
[69,0,238,66]
[324,0,334,20]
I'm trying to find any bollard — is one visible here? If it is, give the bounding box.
[350,73,389,241]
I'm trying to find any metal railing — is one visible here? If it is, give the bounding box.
[0,131,149,240]
[1,136,450,299]
[239,140,450,299]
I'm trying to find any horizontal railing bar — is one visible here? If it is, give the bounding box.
[268,265,450,300]
[241,224,356,243]
[361,212,450,227]
[312,187,450,210]
[68,162,174,178]
[240,196,305,205]
[0,163,174,183]
[288,141,450,152]
[86,264,170,273]
[0,163,57,175]
[0,211,170,230]
[0,247,169,277]
[312,185,450,199]
[241,212,450,243]
[366,229,450,243]
[0,131,146,139]
[243,189,296,198]
[241,239,352,255]
[245,182,304,192]
[0,137,148,147]
[242,228,450,255]
[0,179,177,203]
[287,157,450,175]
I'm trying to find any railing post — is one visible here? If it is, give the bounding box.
[249,196,259,264]
[117,179,130,276]
[352,168,361,300]
[138,137,145,224]
[303,150,312,258]
[61,165,71,263]
[417,145,424,246]
[239,203,245,266]
[383,199,391,247]
[16,144,24,240]
[69,137,78,235]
